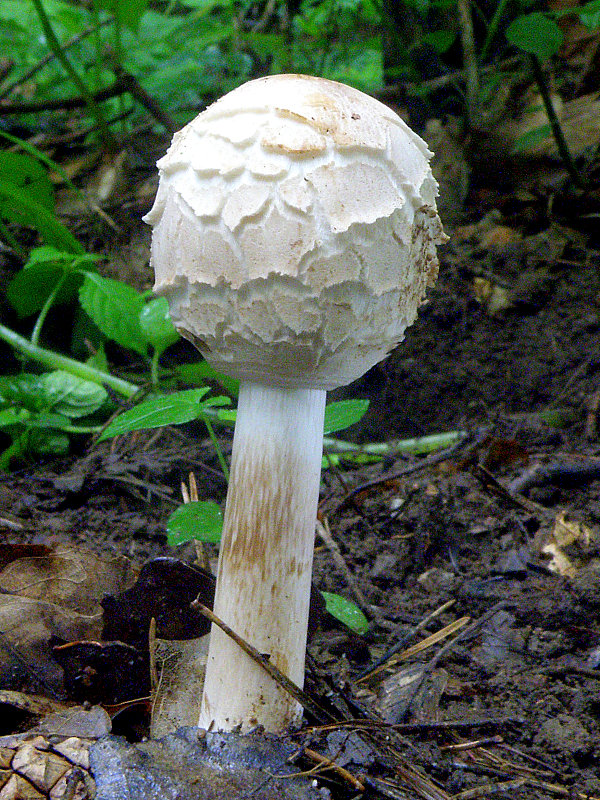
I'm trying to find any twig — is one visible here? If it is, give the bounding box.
[0,78,125,115]
[332,431,478,514]
[528,54,588,189]
[182,472,212,571]
[1,68,176,133]
[453,778,526,799]
[148,616,158,695]
[376,56,523,98]
[507,458,600,496]
[303,747,365,792]
[113,66,177,133]
[0,19,112,102]
[391,717,524,732]
[474,464,550,517]
[315,518,374,620]
[356,600,455,681]
[394,603,510,721]
[456,0,480,129]
[440,735,503,752]
[30,0,116,148]
[193,602,335,724]
[585,389,600,439]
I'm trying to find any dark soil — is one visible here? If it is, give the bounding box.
[2,156,600,799]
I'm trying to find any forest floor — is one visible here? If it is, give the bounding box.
[1,136,600,800]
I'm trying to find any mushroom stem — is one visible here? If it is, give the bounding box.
[199,380,326,733]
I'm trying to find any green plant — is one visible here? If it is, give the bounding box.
[0,0,384,146]
[0,370,107,469]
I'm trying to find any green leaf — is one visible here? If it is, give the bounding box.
[0,408,30,428]
[323,400,369,435]
[579,0,600,28]
[139,297,180,355]
[0,152,53,210]
[93,0,149,30]
[7,248,97,317]
[166,501,223,546]
[23,411,71,429]
[506,13,563,59]
[86,345,109,372]
[28,430,70,456]
[0,179,82,253]
[0,374,45,412]
[79,273,148,356]
[511,123,552,153]
[99,387,212,440]
[422,29,456,52]
[320,591,369,635]
[174,361,239,397]
[39,371,108,418]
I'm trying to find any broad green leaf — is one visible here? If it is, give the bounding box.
[0,180,82,253]
[217,408,237,424]
[0,131,86,201]
[320,591,369,635]
[79,273,148,356]
[0,152,53,210]
[7,248,97,317]
[579,0,600,28]
[39,371,108,418]
[93,0,149,30]
[511,123,552,154]
[506,13,563,59]
[86,345,109,372]
[175,361,239,397]
[99,387,211,440]
[28,430,70,456]
[166,501,223,546]
[323,400,369,435]
[23,412,72,430]
[139,297,180,354]
[422,29,456,52]
[0,408,30,428]
[0,374,45,411]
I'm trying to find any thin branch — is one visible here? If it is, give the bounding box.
[193,602,335,724]
[316,518,374,620]
[30,0,116,148]
[528,54,588,189]
[457,0,480,129]
[0,19,112,102]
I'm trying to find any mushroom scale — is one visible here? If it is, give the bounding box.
[145,74,446,391]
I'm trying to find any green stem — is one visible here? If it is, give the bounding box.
[150,350,160,387]
[323,430,466,456]
[91,4,102,93]
[201,413,230,481]
[480,0,510,62]
[0,322,138,399]
[0,433,28,471]
[30,0,116,149]
[528,54,586,190]
[30,273,69,347]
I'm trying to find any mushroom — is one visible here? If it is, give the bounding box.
[144,74,446,733]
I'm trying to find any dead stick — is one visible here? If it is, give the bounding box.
[356,599,455,681]
[456,0,480,129]
[303,748,365,791]
[193,602,335,724]
[316,518,374,620]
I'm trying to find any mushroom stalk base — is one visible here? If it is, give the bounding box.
[199,381,326,733]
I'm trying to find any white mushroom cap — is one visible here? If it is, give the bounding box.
[144,74,446,390]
